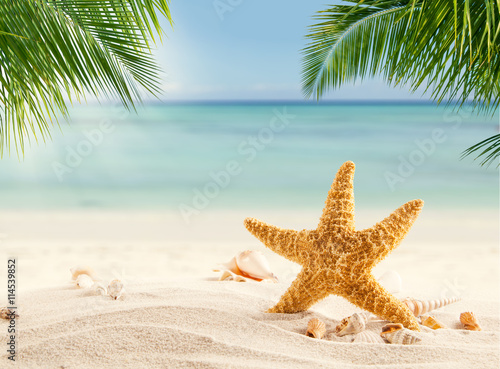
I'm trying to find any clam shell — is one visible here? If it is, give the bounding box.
[460,312,481,331]
[107,279,124,300]
[306,318,326,339]
[381,323,421,345]
[75,274,94,289]
[402,297,460,317]
[352,330,385,344]
[70,266,97,281]
[0,307,18,320]
[214,250,278,282]
[335,312,368,336]
[420,315,446,330]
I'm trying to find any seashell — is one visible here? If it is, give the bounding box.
[352,330,385,344]
[402,297,460,317]
[306,318,326,339]
[107,279,124,300]
[92,282,107,296]
[420,315,446,330]
[214,250,278,282]
[218,269,250,282]
[0,307,18,320]
[460,312,481,331]
[75,274,94,289]
[377,270,402,294]
[335,312,368,336]
[70,266,97,281]
[381,323,421,345]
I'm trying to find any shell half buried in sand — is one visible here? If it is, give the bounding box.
[213,250,278,283]
[402,297,460,317]
[107,279,125,300]
[380,323,422,345]
[420,315,446,330]
[335,312,368,336]
[305,318,326,339]
[352,330,385,344]
[460,312,481,331]
[0,307,19,320]
[75,274,94,289]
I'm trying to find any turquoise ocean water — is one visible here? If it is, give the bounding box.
[0,102,497,211]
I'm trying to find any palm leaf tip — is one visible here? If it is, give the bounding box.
[461,133,500,167]
[0,0,173,154]
[301,0,500,167]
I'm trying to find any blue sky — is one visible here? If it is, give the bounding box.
[154,0,429,101]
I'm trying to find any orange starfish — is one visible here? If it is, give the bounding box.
[244,161,423,330]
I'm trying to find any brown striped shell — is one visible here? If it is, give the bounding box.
[420,315,446,330]
[460,312,481,331]
[306,318,326,339]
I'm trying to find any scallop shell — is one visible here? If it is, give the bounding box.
[0,307,18,320]
[402,297,460,317]
[92,282,107,296]
[381,323,421,345]
[377,270,402,294]
[214,250,278,282]
[335,312,368,336]
[75,274,94,289]
[306,318,326,339]
[460,312,481,331]
[352,330,385,344]
[107,279,124,300]
[420,315,446,330]
[70,266,97,281]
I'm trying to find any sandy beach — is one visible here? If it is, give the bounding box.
[1,208,498,368]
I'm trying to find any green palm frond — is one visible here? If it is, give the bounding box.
[461,134,500,167]
[302,0,500,166]
[0,0,172,154]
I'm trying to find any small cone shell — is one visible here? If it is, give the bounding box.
[306,318,326,339]
[0,307,18,320]
[381,323,421,345]
[402,297,460,317]
[420,315,446,330]
[460,312,481,331]
[335,312,368,336]
[352,330,385,344]
[107,279,124,300]
[75,274,94,289]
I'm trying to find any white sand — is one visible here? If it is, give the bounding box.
[5,280,499,368]
[0,209,498,368]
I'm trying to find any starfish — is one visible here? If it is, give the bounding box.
[244,161,424,331]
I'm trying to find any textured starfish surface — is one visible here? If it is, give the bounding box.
[244,161,424,331]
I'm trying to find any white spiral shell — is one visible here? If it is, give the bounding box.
[381,323,421,345]
[335,312,368,336]
[402,297,460,317]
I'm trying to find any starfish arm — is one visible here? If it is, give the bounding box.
[356,199,423,266]
[268,269,330,313]
[346,276,420,331]
[244,218,308,265]
[317,161,356,236]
